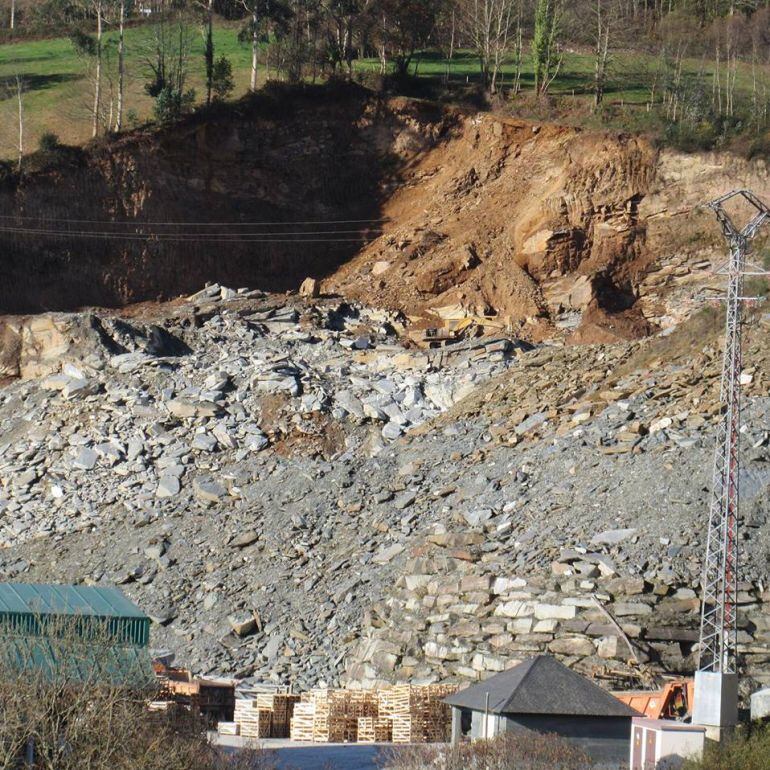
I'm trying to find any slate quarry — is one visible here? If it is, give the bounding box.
[0,287,768,699]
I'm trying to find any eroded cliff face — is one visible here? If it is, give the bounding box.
[2,84,769,344]
[327,112,770,344]
[327,116,659,344]
[0,86,448,314]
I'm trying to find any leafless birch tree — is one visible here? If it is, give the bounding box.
[114,0,126,131]
[459,0,519,93]
[593,0,617,108]
[92,0,104,136]
[15,74,24,170]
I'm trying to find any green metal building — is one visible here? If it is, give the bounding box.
[0,583,154,688]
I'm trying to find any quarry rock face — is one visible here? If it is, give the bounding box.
[0,285,768,697]
[1,89,770,699]
[4,87,769,351]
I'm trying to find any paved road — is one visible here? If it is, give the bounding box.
[215,736,385,770]
[271,744,382,769]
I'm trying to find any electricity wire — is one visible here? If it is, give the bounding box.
[0,214,388,227]
[0,226,374,243]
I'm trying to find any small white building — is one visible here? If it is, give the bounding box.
[445,655,640,766]
[630,717,705,769]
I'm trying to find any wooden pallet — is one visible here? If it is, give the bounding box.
[289,702,316,742]
[256,693,300,738]
[347,691,378,718]
[357,717,392,743]
[217,722,240,736]
[391,714,426,744]
[234,702,273,739]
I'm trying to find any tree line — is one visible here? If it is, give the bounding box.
[4,0,770,159]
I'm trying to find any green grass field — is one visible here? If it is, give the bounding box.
[0,22,264,157]
[0,19,768,161]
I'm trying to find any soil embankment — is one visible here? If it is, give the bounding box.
[2,84,770,344]
[0,85,445,314]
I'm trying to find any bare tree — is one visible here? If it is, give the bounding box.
[239,0,292,90]
[193,0,215,104]
[115,0,126,131]
[459,0,519,92]
[375,0,441,78]
[9,0,14,30]
[242,0,261,92]
[139,9,195,123]
[15,74,24,170]
[69,0,106,136]
[593,0,616,108]
[510,2,523,94]
[444,4,456,83]
[92,0,104,136]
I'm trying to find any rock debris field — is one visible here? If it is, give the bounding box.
[0,287,768,695]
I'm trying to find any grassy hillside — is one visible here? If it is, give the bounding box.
[0,22,258,157]
[0,20,768,161]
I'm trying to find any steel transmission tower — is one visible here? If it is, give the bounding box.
[693,190,770,734]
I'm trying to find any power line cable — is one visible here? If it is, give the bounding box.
[0,226,373,243]
[0,214,389,227]
[0,225,380,237]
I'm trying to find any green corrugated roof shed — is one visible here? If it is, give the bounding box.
[0,636,156,688]
[0,583,154,688]
[0,583,149,646]
[0,583,146,619]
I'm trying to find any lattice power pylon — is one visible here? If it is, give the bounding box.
[693,190,770,734]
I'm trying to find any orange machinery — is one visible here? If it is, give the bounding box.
[614,679,694,721]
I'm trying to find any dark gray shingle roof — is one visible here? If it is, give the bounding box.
[445,655,640,718]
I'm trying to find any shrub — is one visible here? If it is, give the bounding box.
[663,120,720,153]
[0,617,277,770]
[38,132,60,152]
[683,723,770,770]
[69,28,96,57]
[212,55,235,101]
[747,132,770,161]
[0,159,14,184]
[153,86,196,125]
[378,730,595,770]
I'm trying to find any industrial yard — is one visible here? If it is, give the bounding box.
[2,5,770,763]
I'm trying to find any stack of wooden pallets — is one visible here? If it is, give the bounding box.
[289,701,316,741]
[310,689,350,743]
[287,684,456,744]
[234,700,273,739]
[288,689,379,743]
[253,693,300,738]
[357,716,392,743]
[379,684,457,743]
[232,692,301,739]
[348,690,378,719]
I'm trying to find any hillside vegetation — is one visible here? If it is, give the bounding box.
[2,1,770,161]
